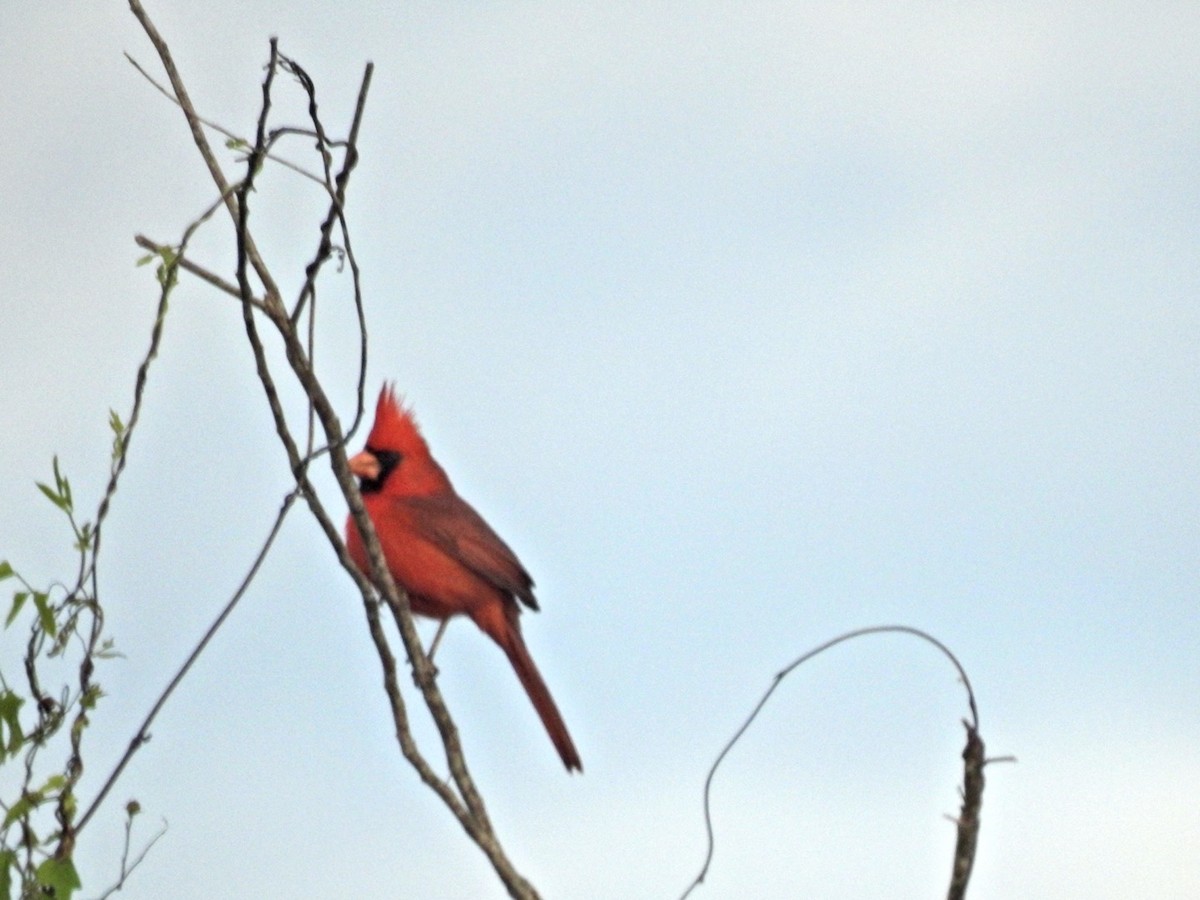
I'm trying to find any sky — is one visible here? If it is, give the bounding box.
[1,2,1197,898]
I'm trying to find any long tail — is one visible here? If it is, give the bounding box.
[476,604,582,772]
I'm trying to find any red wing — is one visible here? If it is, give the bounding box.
[396,493,539,611]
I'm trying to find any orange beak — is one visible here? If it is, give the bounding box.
[348,450,381,481]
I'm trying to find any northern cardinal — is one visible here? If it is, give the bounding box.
[345,385,582,772]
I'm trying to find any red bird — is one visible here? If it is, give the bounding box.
[345,386,582,772]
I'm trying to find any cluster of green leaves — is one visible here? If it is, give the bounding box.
[0,447,125,900]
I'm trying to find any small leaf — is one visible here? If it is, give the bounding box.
[36,482,69,512]
[6,591,28,628]
[0,847,15,900]
[1,792,33,831]
[96,638,124,660]
[52,456,70,503]
[136,253,156,267]
[51,457,72,510]
[31,592,56,638]
[81,684,103,710]
[74,523,94,553]
[0,690,24,757]
[35,857,81,899]
[153,246,179,288]
[0,561,12,581]
[110,410,127,464]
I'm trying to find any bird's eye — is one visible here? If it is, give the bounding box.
[357,447,403,495]
[373,449,402,475]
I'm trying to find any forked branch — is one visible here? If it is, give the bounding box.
[123,2,540,896]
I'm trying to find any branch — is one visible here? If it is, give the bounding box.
[125,6,544,893]
[76,491,300,835]
[134,234,268,310]
[124,51,324,185]
[126,0,283,312]
[53,167,220,858]
[680,624,1002,900]
[946,722,984,900]
[93,813,168,900]
[227,47,535,895]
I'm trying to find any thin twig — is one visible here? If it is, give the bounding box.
[54,174,217,856]
[287,56,369,326]
[124,51,323,185]
[76,491,300,834]
[93,817,169,900]
[134,234,267,310]
[127,0,284,312]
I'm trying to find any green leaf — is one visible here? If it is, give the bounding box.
[155,246,180,288]
[110,409,127,464]
[73,522,93,553]
[95,638,124,660]
[80,684,103,710]
[0,847,15,900]
[0,690,24,757]
[1,792,34,831]
[5,592,28,628]
[36,482,69,512]
[0,561,12,581]
[51,457,72,510]
[31,592,56,638]
[136,253,156,267]
[35,857,80,899]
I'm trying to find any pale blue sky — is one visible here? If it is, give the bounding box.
[1,3,1197,897]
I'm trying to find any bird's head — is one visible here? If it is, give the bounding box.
[348,385,450,496]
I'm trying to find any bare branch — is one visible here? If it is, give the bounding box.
[126,0,284,311]
[947,722,985,900]
[76,491,300,835]
[133,234,268,310]
[680,624,999,900]
[124,51,324,185]
[94,815,169,900]
[123,7,544,893]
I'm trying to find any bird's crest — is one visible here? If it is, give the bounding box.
[366,384,429,456]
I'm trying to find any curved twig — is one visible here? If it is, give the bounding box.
[680,624,988,900]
